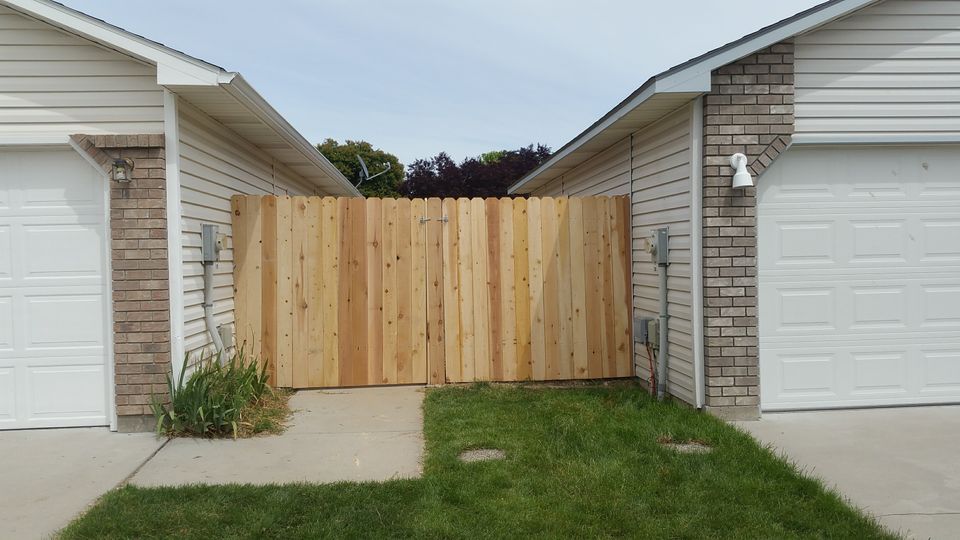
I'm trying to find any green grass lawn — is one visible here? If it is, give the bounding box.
[61,383,893,539]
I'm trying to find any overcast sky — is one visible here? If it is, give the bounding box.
[62,0,822,166]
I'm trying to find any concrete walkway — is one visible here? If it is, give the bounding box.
[737,406,960,540]
[132,386,424,486]
[0,427,163,539]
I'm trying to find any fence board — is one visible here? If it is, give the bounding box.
[291,196,309,388]
[512,198,532,381]
[306,197,323,387]
[320,197,339,386]
[381,198,398,384]
[410,198,428,384]
[442,198,462,382]
[233,195,632,389]
[498,198,517,381]
[526,197,546,381]
[426,198,445,384]
[366,198,383,385]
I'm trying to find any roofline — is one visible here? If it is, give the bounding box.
[3,0,227,85]
[2,0,359,196]
[222,76,362,196]
[509,0,878,194]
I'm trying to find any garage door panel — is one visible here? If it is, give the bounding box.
[922,220,960,260]
[0,366,14,422]
[759,146,960,409]
[0,225,9,279]
[26,363,106,419]
[21,223,103,280]
[923,286,960,327]
[851,351,909,396]
[922,349,960,393]
[763,278,958,339]
[24,293,104,350]
[0,296,11,351]
[762,212,959,270]
[763,343,958,408]
[0,148,109,429]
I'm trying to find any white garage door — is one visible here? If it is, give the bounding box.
[0,149,110,429]
[758,146,960,410]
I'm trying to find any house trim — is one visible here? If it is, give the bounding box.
[164,89,187,380]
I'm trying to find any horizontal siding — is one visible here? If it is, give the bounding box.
[630,105,695,405]
[0,6,163,138]
[178,101,320,357]
[531,138,631,196]
[795,0,960,139]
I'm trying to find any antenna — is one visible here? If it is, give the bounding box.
[356,155,391,189]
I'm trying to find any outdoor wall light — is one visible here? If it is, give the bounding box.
[112,157,135,182]
[729,153,753,189]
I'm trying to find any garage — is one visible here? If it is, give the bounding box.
[0,149,111,429]
[758,146,960,410]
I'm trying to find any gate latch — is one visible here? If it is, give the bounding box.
[419,216,449,224]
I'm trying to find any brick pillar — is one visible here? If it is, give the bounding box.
[72,134,171,432]
[700,42,794,420]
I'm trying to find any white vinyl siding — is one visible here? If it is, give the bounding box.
[794,0,960,140]
[630,105,696,405]
[0,5,163,139]
[530,138,631,196]
[177,100,317,356]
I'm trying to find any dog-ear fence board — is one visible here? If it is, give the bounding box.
[231,195,633,387]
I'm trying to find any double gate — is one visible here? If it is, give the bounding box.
[231,195,632,388]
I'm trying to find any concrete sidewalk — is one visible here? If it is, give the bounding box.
[0,427,163,539]
[737,405,960,540]
[131,386,425,486]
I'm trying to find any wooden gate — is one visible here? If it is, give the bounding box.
[231,195,632,388]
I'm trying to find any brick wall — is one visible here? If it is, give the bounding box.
[72,134,171,431]
[700,42,794,420]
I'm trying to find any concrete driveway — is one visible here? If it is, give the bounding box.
[131,386,424,486]
[737,406,960,540]
[0,427,163,539]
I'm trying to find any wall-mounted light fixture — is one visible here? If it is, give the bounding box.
[729,153,753,189]
[111,158,135,183]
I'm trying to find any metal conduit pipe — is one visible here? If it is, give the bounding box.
[201,224,225,358]
[654,227,670,400]
[202,260,225,357]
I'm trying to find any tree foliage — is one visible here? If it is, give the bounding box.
[316,139,404,198]
[399,144,552,198]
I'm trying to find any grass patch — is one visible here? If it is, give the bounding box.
[62,382,893,539]
[236,388,292,438]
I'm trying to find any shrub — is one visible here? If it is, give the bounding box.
[151,347,271,438]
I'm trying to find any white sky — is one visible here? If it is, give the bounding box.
[62,0,824,165]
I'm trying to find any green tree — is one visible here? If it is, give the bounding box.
[316,139,404,197]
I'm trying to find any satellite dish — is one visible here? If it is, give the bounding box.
[356,155,391,189]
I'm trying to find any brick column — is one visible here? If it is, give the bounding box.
[72,134,171,432]
[700,42,794,420]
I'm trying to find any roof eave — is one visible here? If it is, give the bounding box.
[221,76,361,197]
[509,0,879,194]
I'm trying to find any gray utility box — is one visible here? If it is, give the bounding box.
[634,317,659,349]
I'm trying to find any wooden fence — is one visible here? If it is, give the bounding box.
[231,195,632,388]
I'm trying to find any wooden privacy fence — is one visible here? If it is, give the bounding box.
[231,195,632,388]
